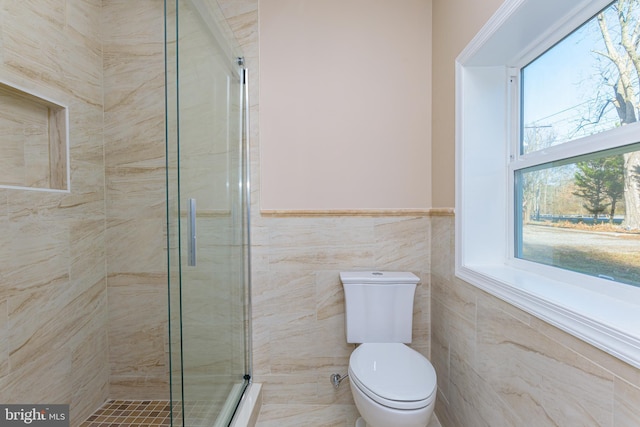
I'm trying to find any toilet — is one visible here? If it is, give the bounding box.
[340,271,437,427]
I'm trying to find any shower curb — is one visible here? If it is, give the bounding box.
[230,383,262,427]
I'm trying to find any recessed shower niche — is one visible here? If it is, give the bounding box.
[0,81,68,192]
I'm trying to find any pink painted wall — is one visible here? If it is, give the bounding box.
[259,0,432,211]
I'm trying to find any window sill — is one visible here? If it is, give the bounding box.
[456,264,640,369]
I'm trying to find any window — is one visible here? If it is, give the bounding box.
[520,1,635,151]
[515,144,640,287]
[457,0,640,369]
[515,1,640,287]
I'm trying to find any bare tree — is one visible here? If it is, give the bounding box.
[604,155,626,221]
[595,0,640,229]
[521,127,557,223]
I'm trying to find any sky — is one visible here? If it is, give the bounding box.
[521,1,632,152]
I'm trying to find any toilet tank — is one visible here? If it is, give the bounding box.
[340,271,420,344]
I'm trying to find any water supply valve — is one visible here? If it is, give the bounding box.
[330,373,348,389]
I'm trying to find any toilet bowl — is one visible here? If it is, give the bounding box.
[348,342,436,427]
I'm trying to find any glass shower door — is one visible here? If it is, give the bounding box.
[165,0,250,425]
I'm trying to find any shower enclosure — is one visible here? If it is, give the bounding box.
[165,1,251,426]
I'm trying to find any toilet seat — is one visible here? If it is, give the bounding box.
[348,343,437,411]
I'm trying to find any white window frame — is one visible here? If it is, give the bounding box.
[456,0,640,369]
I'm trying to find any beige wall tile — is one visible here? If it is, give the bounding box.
[373,217,431,271]
[529,315,640,387]
[1,346,73,405]
[265,217,377,271]
[103,111,165,169]
[615,377,640,426]
[257,403,359,427]
[1,219,69,299]
[476,297,613,426]
[448,352,522,427]
[106,273,168,379]
[250,214,432,408]
[431,216,640,427]
[0,301,8,380]
[0,2,107,422]
[69,219,106,284]
[315,271,346,323]
[108,376,170,401]
[70,303,109,421]
[102,46,164,113]
[9,278,105,377]
[432,288,477,393]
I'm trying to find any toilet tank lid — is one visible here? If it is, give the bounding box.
[339,271,420,284]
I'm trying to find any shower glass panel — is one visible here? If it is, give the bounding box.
[165,0,250,426]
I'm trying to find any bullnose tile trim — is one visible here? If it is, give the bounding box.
[259,208,453,217]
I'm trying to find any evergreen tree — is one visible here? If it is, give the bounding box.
[573,158,612,219]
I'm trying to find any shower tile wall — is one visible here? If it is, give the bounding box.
[0,0,108,423]
[102,0,169,400]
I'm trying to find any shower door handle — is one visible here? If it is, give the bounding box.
[188,198,197,266]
